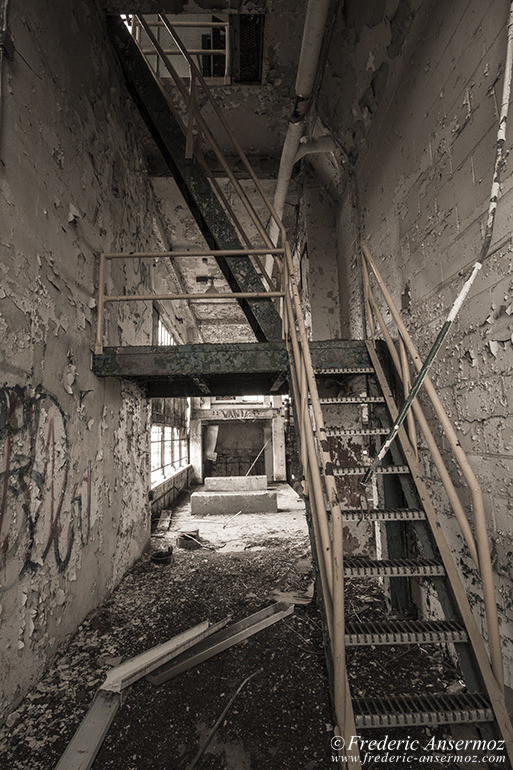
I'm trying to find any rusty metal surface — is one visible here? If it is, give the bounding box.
[92,340,382,397]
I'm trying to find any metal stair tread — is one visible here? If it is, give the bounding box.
[344,557,445,577]
[316,395,385,404]
[325,426,389,437]
[353,691,493,728]
[315,367,375,375]
[340,507,426,522]
[332,464,410,476]
[346,618,468,646]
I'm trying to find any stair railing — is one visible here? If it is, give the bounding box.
[361,241,504,692]
[128,15,231,84]
[100,14,361,759]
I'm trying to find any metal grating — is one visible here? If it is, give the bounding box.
[340,508,426,522]
[315,367,375,375]
[325,427,389,437]
[344,557,445,578]
[346,618,468,646]
[353,692,493,728]
[317,396,385,405]
[332,465,410,476]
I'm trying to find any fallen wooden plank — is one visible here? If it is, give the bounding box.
[101,617,231,692]
[147,602,294,687]
[55,690,121,770]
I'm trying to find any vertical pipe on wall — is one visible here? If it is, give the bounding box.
[267,0,332,266]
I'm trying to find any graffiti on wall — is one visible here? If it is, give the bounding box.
[0,384,91,586]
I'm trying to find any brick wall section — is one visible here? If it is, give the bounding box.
[317,0,513,684]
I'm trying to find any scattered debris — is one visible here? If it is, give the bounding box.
[150,546,173,564]
[177,530,201,550]
[183,668,263,770]
[222,510,243,528]
[272,580,315,605]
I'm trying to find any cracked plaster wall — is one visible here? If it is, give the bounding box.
[316,0,513,684]
[0,0,172,716]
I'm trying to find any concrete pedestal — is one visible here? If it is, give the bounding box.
[203,475,267,492]
[191,490,278,516]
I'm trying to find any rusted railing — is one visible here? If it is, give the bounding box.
[361,241,504,693]
[94,13,360,762]
[127,15,231,84]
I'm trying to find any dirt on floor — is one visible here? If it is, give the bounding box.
[0,484,501,769]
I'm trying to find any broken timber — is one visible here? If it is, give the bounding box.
[147,601,294,686]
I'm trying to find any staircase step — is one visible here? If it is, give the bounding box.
[346,619,467,646]
[341,508,426,522]
[344,557,445,578]
[325,427,389,437]
[332,465,410,476]
[353,692,492,729]
[315,367,374,375]
[317,396,385,405]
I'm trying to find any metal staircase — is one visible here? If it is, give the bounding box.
[93,12,513,767]
[315,344,513,756]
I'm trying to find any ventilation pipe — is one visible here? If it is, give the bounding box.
[267,0,332,262]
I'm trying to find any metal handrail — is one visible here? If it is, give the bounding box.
[96,17,361,761]
[130,15,231,83]
[361,241,504,691]
[94,249,285,355]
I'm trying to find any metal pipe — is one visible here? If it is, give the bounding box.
[267,0,332,259]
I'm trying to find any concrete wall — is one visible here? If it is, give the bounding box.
[150,464,193,522]
[0,0,167,716]
[315,0,513,684]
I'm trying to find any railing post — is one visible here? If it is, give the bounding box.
[95,253,106,355]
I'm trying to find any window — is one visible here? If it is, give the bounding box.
[150,310,190,487]
[158,317,174,346]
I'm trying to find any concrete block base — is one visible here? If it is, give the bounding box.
[204,475,267,492]
[190,490,278,516]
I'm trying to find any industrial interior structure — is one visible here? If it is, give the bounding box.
[1,0,513,766]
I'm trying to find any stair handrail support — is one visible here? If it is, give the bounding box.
[360,241,504,692]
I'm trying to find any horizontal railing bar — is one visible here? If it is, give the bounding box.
[138,20,228,28]
[102,249,285,259]
[141,48,226,56]
[104,291,285,302]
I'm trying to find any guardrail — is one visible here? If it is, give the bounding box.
[127,15,231,84]
[361,240,504,692]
